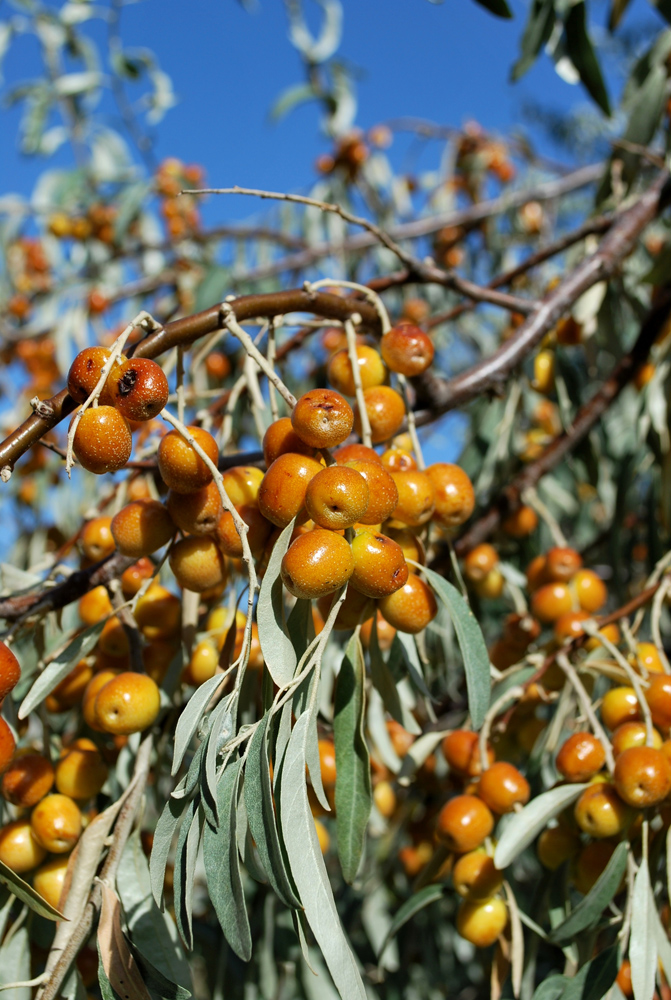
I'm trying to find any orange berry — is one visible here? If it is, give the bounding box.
[474,569,504,600]
[646,674,671,731]
[327,345,386,395]
[526,554,548,592]
[361,611,396,651]
[0,718,15,773]
[31,794,82,853]
[456,898,508,948]
[425,463,475,528]
[291,389,353,449]
[383,526,426,566]
[616,960,633,998]
[56,742,107,798]
[544,547,582,583]
[635,641,665,675]
[573,841,618,894]
[88,290,109,315]
[167,481,223,536]
[532,349,555,394]
[379,573,437,634]
[556,733,605,782]
[1,754,53,808]
[221,466,264,508]
[530,582,573,624]
[317,587,375,630]
[33,855,69,911]
[258,453,323,528]
[537,825,580,870]
[109,359,169,422]
[390,470,436,526]
[81,517,115,562]
[612,721,662,756]
[78,585,113,625]
[553,610,591,643]
[463,544,498,583]
[334,443,381,465]
[111,499,174,557]
[613,745,671,807]
[386,720,415,758]
[351,530,408,599]
[134,584,181,640]
[120,557,154,598]
[436,795,494,853]
[94,672,161,735]
[305,466,370,530]
[72,407,132,474]
[573,569,607,613]
[314,819,330,854]
[318,740,337,787]
[263,417,316,466]
[452,849,503,900]
[442,730,493,777]
[67,347,125,406]
[502,505,538,538]
[601,687,641,731]
[0,643,21,701]
[184,639,219,686]
[478,762,530,813]
[343,459,399,525]
[157,426,218,494]
[281,530,354,600]
[380,324,434,377]
[216,504,273,559]
[574,783,631,838]
[0,820,47,873]
[380,447,417,473]
[354,386,406,445]
[46,658,94,711]
[169,536,227,593]
[373,780,396,818]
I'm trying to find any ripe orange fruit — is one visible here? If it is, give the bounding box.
[436,795,494,853]
[72,407,132,474]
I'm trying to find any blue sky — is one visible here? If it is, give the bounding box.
[0,0,661,208]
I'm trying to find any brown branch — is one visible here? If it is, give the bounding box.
[412,171,670,420]
[453,290,671,557]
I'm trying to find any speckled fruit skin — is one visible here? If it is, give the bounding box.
[327,345,386,396]
[157,426,219,493]
[478,762,530,813]
[380,324,435,376]
[81,517,115,562]
[452,849,503,900]
[334,443,382,465]
[343,459,398,525]
[258,453,323,528]
[305,465,370,530]
[601,687,641,731]
[262,417,316,466]
[221,466,264,508]
[613,745,671,807]
[72,407,132,474]
[167,481,223,536]
[31,793,82,853]
[0,819,47,873]
[457,898,508,948]
[317,586,375,630]
[573,569,607,613]
[425,463,475,528]
[94,671,161,735]
[381,447,417,472]
[351,530,408,599]
[1,754,54,807]
[110,358,169,421]
[216,504,272,558]
[67,347,125,406]
[291,389,354,449]
[384,527,426,566]
[436,794,494,853]
[0,718,15,773]
[646,675,671,731]
[281,530,354,600]
[463,544,499,583]
[354,386,405,444]
[0,643,21,701]
[169,535,227,593]
[390,470,436,526]
[78,585,113,625]
[111,499,175,557]
[56,742,108,798]
[530,582,573,624]
[556,732,605,782]
[574,782,631,838]
[33,855,69,910]
[379,573,437,634]
[134,584,181,640]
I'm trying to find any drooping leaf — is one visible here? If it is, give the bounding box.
[549,841,628,944]
[172,798,203,951]
[171,674,224,776]
[334,633,371,884]
[530,946,619,1000]
[419,567,490,729]
[0,856,63,920]
[511,0,556,80]
[257,518,298,687]
[132,948,192,1000]
[564,2,611,116]
[203,694,235,826]
[269,83,317,122]
[0,925,31,1000]
[97,884,152,1000]
[279,711,367,1000]
[244,715,301,909]
[203,760,252,962]
[471,0,513,17]
[495,784,589,870]
[369,621,417,731]
[377,885,444,961]
[18,621,104,719]
[630,860,656,1000]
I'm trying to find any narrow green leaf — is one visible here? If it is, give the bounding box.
[269,83,316,122]
[0,925,31,1000]
[18,621,104,719]
[244,715,301,909]
[0,857,64,920]
[494,784,589,870]
[549,841,628,944]
[564,2,611,116]
[418,567,490,729]
[471,0,512,17]
[334,634,371,884]
[171,674,224,776]
[369,621,413,729]
[630,860,656,1000]
[531,947,619,1000]
[377,886,444,961]
[117,830,190,986]
[132,948,192,1000]
[511,0,555,80]
[287,598,312,663]
[203,760,252,962]
[279,712,367,1000]
[172,798,202,951]
[257,518,298,687]
[203,695,235,826]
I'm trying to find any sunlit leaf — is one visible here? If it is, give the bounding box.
[495,784,589,870]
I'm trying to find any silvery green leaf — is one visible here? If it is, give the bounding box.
[419,567,490,728]
[172,674,224,776]
[257,518,298,687]
[393,632,432,704]
[245,715,301,909]
[173,799,203,951]
[150,797,190,909]
[369,620,418,732]
[203,761,252,961]
[377,885,444,961]
[131,948,191,1000]
[117,830,190,986]
[334,633,371,884]
[279,712,367,999]
[398,730,450,787]
[0,857,63,920]
[203,695,235,826]
[630,860,656,1000]
[19,621,104,719]
[495,784,588,870]
[0,925,31,1000]
[549,841,628,945]
[367,687,401,773]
